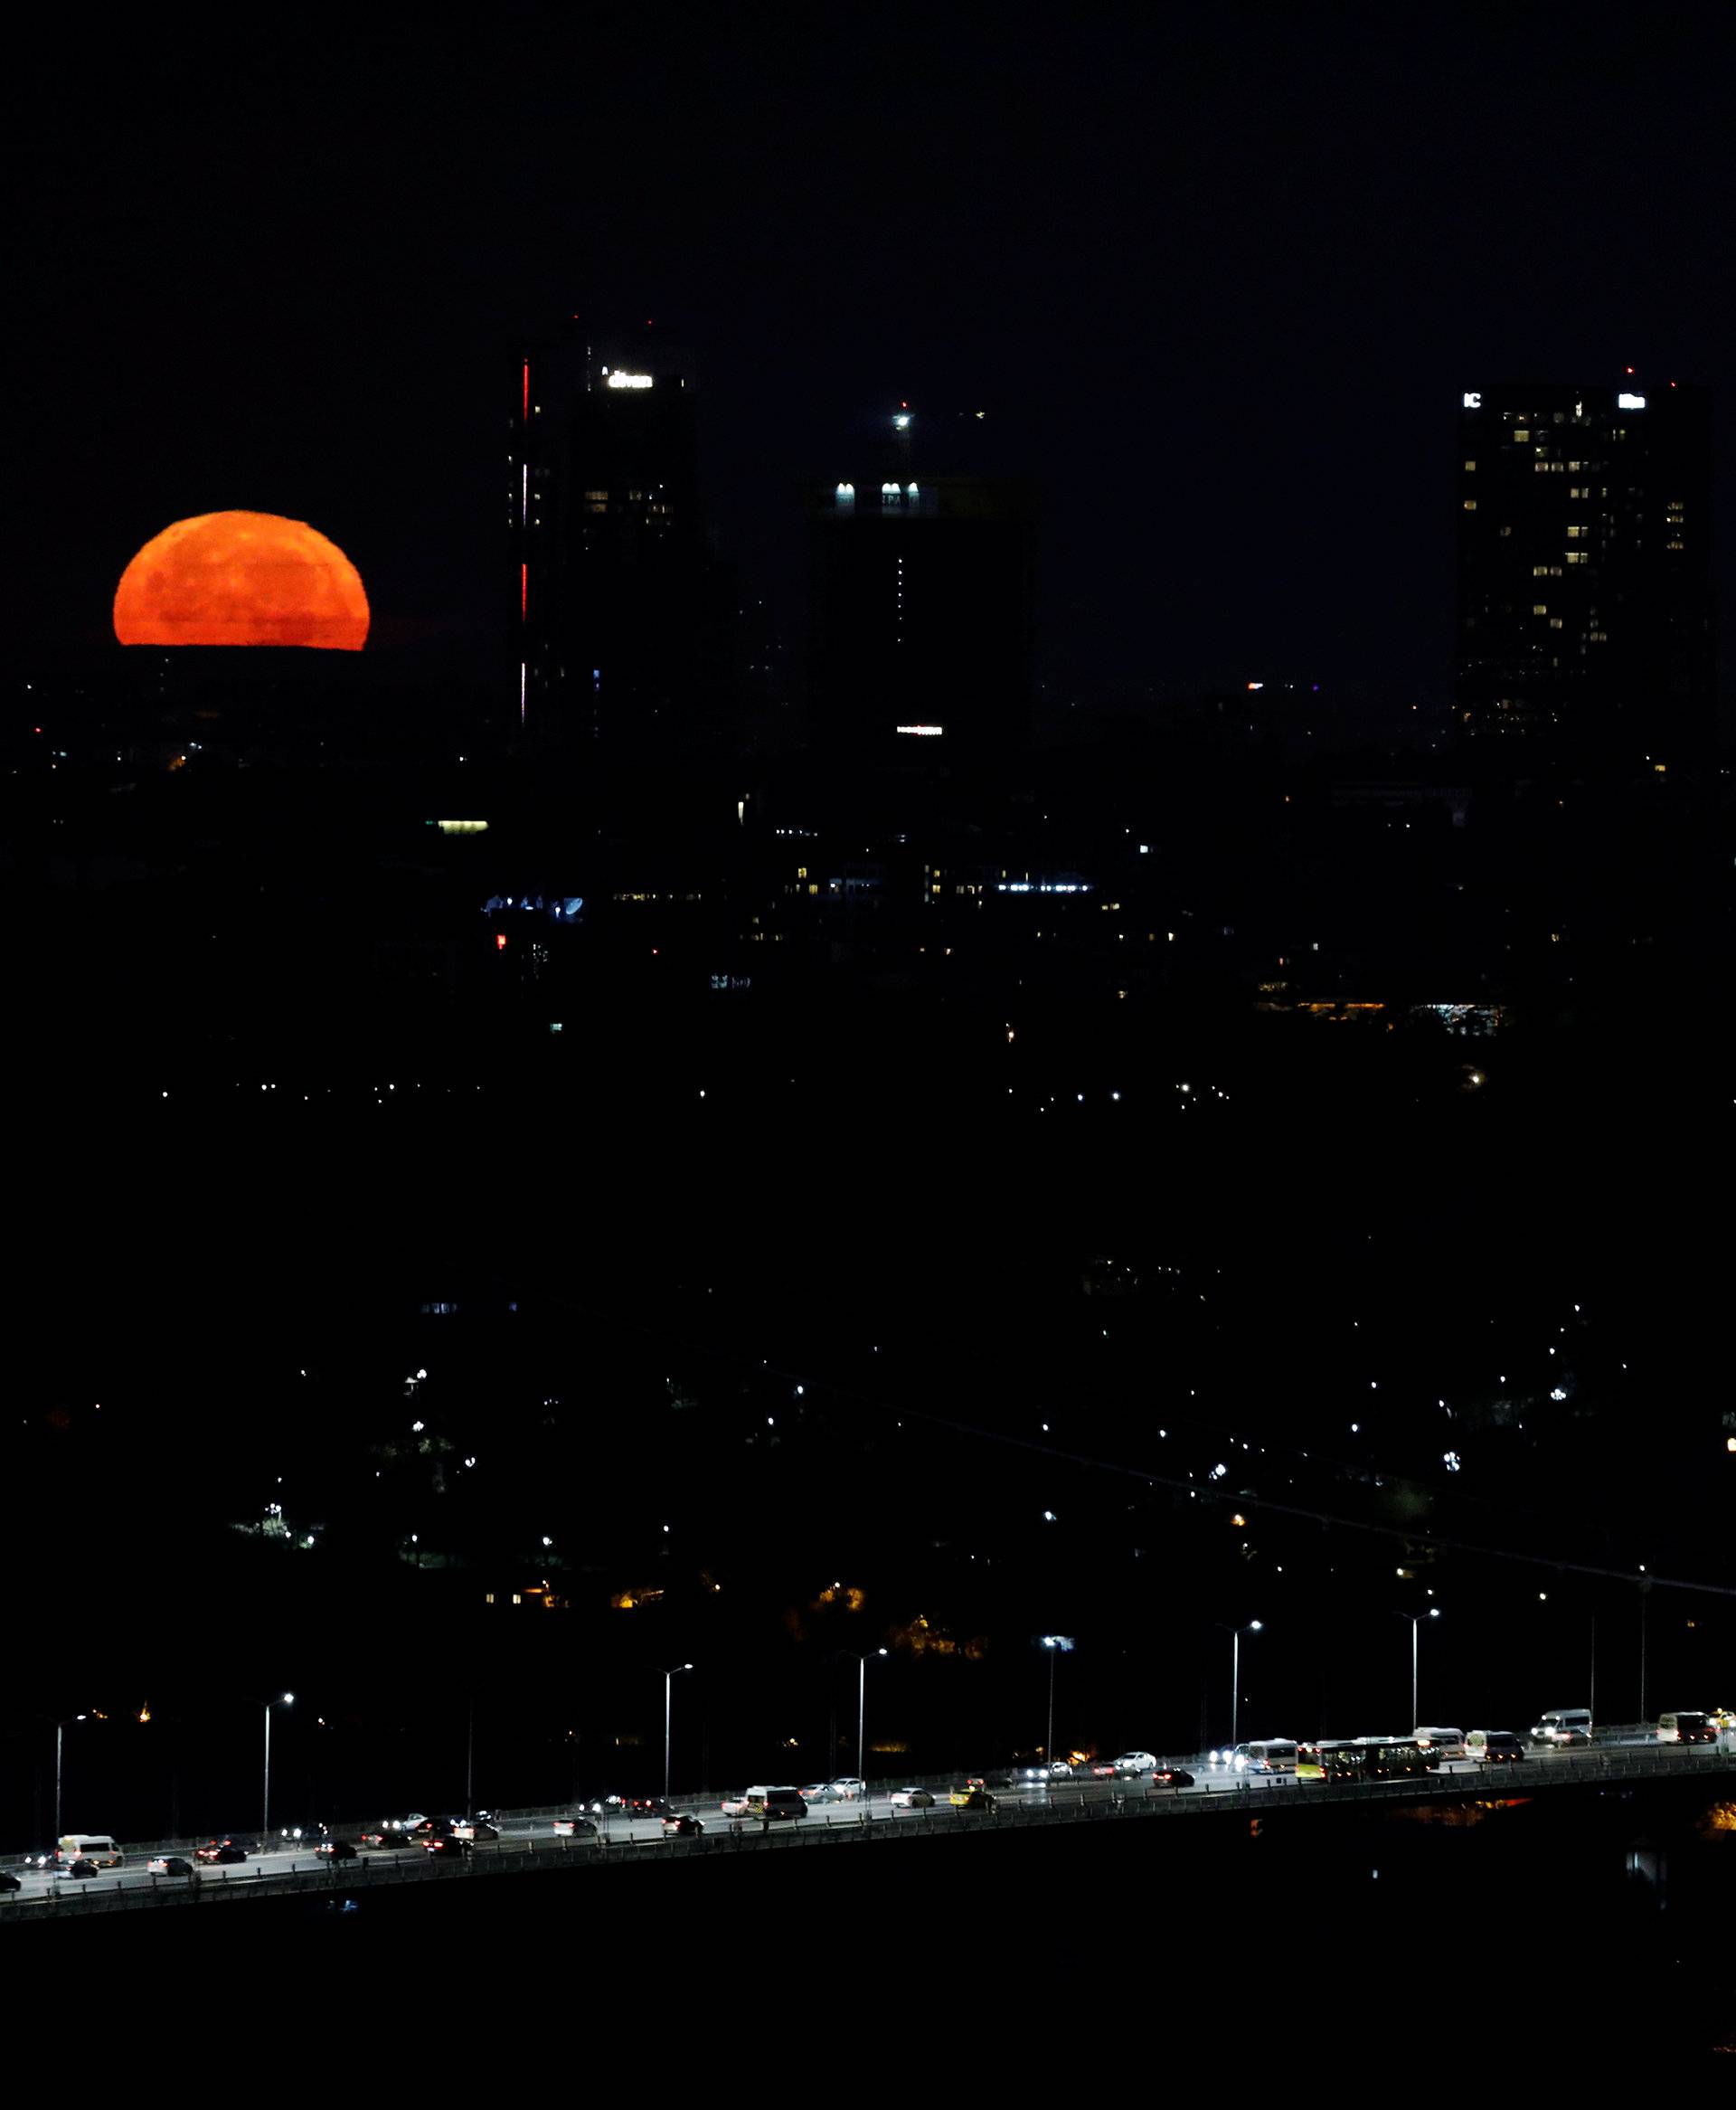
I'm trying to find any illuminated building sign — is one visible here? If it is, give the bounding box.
[1618,391,1646,410]
[606,371,654,390]
[1462,392,1482,408]
[895,724,944,736]
[433,819,489,834]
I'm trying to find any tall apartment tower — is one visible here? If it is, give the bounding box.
[510,326,720,752]
[1455,379,1712,765]
[807,410,1036,758]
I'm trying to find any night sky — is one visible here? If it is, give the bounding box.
[17,3,1736,705]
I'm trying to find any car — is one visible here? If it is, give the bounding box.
[1467,1730,1526,1764]
[194,1840,248,1865]
[1149,1768,1194,1789]
[620,1796,671,1820]
[1019,1759,1077,1784]
[798,1782,839,1802]
[65,1859,100,1879]
[1111,1751,1160,1774]
[553,1817,599,1838]
[662,1813,705,1838]
[316,1840,358,1860]
[147,1855,195,1876]
[1088,1759,1119,1779]
[0,1871,21,1893]
[423,1832,470,1856]
[825,1776,867,1800]
[949,1786,997,1810]
[275,1824,331,1850]
[889,1787,934,1809]
[448,1819,500,1841]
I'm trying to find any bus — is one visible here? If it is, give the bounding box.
[1297,1739,1432,1784]
[1297,1740,1359,1782]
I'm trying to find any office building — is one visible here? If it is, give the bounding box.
[807,412,1035,757]
[1455,379,1712,764]
[511,326,722,752]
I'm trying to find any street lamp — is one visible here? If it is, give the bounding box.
[1211,1622,1263,1751]
[856,1650,888,1783]
[1041,1636,1074,1764]
[248,1694,294,1850]
[1392,1611,1439,1729]
[664,1664,693,1802]
[49,1715,87,1844]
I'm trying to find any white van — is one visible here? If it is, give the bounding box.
[56,1833,122,1869]
[1530,1708,1592,1746]
[1229,1740,1298,1774]
[719,1785,808,1821]
[1466,1729,1526,1764]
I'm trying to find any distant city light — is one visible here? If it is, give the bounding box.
[1617,391,1646,410]
[892,413,911,430]
[896,724,945,737]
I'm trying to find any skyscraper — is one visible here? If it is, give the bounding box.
[807,411,1036,758]
[511,326,720,752]
[1455,379,1712,765]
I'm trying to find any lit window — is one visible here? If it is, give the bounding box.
[584,490,608,502]
[1533,603,1548,615]
[1665,539,1684,551]
[1498,526,1512,537]
[1566,552,1589,564]
[1566,525,1584,537]
[1549,618,1563,629]
[1464,460,1477,472]
[1462,499,1477,511]
[1514,429,1530,442]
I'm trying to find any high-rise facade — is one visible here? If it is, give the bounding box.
[1455,380,1712,764]
[510,327,720,752]
[807,413,1035,758]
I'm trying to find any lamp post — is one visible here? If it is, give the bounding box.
[249,1694,293,1850]
[857,1650,887,1783]
[1040,1636,1074,1764]
[1392,1611,1439,1729]
[51,1715,87,1844]
[664,1664,693,1802]
[1211,1622,1262,1751]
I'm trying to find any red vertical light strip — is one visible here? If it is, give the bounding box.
[521,563,528,621]
[522,361,530,421]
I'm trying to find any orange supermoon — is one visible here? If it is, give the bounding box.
[114,510,369,650]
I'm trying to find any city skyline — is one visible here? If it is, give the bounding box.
[13,12,1736,726]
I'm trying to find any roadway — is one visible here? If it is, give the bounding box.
[5,1732,1717,1907]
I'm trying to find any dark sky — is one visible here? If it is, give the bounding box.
[16,1,1736,699]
